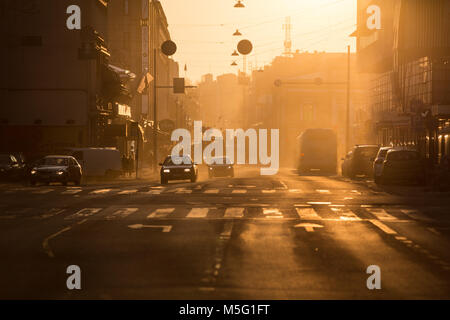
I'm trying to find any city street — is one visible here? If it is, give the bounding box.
[0,167,449,299]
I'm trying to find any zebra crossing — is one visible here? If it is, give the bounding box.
[0,203,443,223]
[0,185,382,197]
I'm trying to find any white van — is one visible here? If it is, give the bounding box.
[65,148,122,178]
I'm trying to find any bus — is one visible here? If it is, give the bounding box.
[296,129,337,175]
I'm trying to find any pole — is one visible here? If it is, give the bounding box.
[153,47,158,172]
[346,45,351,153]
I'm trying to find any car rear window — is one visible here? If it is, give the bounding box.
[387,151,420,161]
[356,147,379,158]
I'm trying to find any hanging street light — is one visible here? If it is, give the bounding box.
[234,1,245,8]
[231,50,239,56]
[233,29,242,36]
[231,61,238,66]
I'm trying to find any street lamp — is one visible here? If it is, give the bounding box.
[233,29,242,36]
[231,61,238,66]
[231,50,239,56]
[234,1,245,8]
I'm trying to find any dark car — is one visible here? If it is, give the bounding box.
[0,154,23,181]
[342,145,380,179]
[160,155,198,185]
[30,155,82,186]
[207,157,234,178]
[379,150,425,185]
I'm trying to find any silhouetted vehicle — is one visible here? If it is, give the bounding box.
[207,157,234,178]
[342,145,380,179]
[30,155,82,186]
[0,154,23,181]
[373,147,393,184]
[160,155,198,185]
[65,148,122,178]
[379,150,425,185]
[296,129,337,174]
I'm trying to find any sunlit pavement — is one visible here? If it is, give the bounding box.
[0,167,449,299]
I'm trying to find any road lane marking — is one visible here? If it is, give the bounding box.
[90,189,112,195]
[296,207,321,220]
[262,189,276,193]
[400,209,434,222]
[316,189,330,194]
[187,208,209,218]
[145,190,162,194]
[369,219,397,235]
[204,189,219,194]
[147,208,175,218]
[330,207,362,221]
[36,208,65,219]
[65,208,102,220]
[263,208,283,219]
[117,189,138,195]
[289,189,303,193]
[294,223,323,232]
[307,201,331,205]
[366,208,397,221]
[128,224,172,232]
[42,218,88,258]
[32,189,54,194]
[224,207,244,218]
[175,188,193,194]
[232,189,247,194]
[106,208,138,220]
[62,188,82,195]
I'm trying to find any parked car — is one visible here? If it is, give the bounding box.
[341,145,380,178]
[30,155,82,186]
[160,155,198,184]
[379,150,425,185]
[207,156,234,178]
[373,147,393,184]
[0,154,23,181]
[65,148,122,178]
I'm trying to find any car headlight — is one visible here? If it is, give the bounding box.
[56,170,65,175]
[163,169,170,173]
[31,169,37,175]
[209,167,213,170]
[228,166,232,169]
[184,168,191,172]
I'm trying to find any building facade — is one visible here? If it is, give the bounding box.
[0,0,138,160]
[353,0,450,164]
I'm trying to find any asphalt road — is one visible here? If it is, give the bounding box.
[0,167,449,299]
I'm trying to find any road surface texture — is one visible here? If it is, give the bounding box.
[0,167,449,299]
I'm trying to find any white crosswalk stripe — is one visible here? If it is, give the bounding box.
[295,207,321,220]
[224,207,244,218]
[65,208,102,220]
[204,189,219,194]
[62,188,82,195]
[232,189,247,194]
[117,189,138,195]
[187,208,209,218]
[32,189,54,194]
[263,208,283,219]
[330,207,362,221]
[147,208,175,218]
[262,189,276,194]
[90,189,113,195]
[106,208,138,220]
[366,208,397,221]
[400,208,434,222]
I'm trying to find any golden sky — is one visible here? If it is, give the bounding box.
[163,0,356,82]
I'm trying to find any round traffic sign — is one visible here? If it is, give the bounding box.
[237,39,253,55]
[161,40,177,56]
